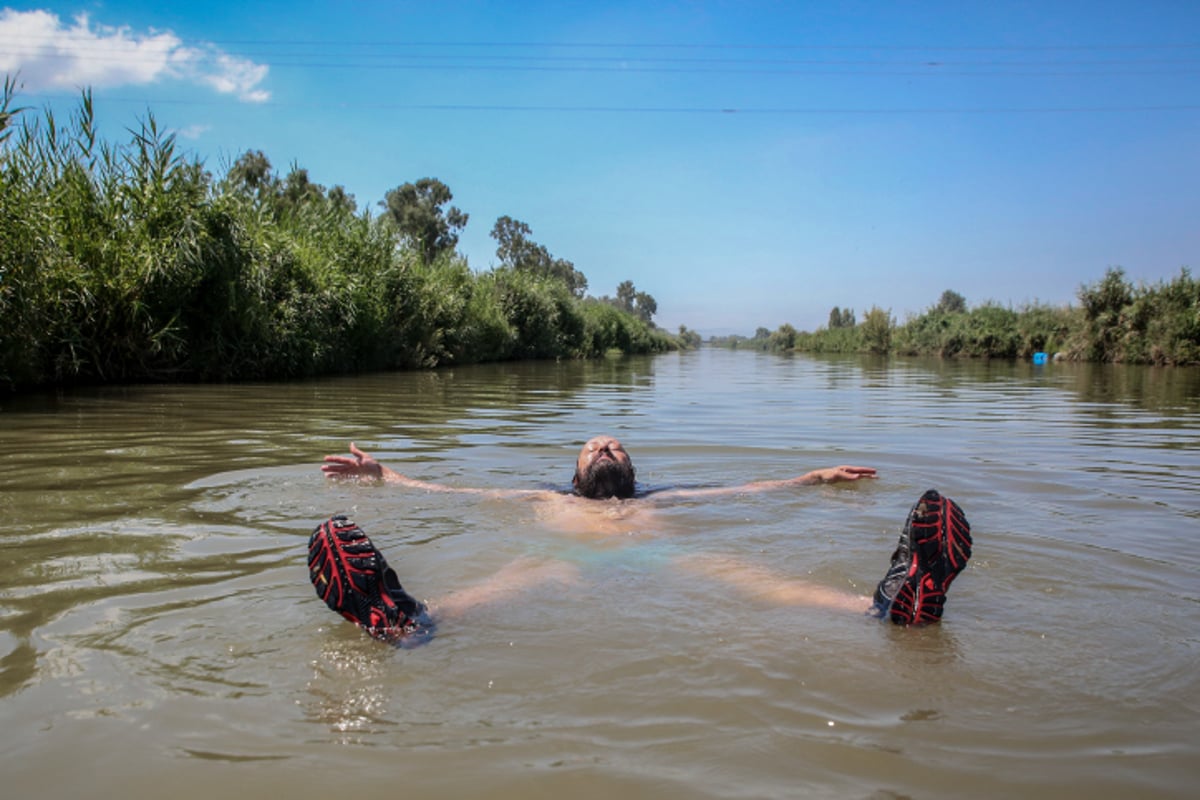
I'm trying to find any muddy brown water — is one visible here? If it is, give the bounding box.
[2,349,1197,798]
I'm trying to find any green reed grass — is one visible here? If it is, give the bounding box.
[0,88,673,392]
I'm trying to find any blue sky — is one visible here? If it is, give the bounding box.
[2,2,1197,334]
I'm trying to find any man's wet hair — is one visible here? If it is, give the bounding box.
[573,458,637,499]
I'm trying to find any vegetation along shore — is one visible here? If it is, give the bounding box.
[2,84,1195,393]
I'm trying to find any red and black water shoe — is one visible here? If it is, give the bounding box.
[308,515,433,645]
[871,489,973,625]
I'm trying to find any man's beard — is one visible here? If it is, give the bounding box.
[574,458,637,499]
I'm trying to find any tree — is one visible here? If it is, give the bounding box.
[490,216,588,297]
[633,290,657,324]
[491,216,535,267]
[382,178,468,262]
[769,323,797,351]
[1076,267,1134,362]
[227,149,276,199]
[828,306,856,329]
[280,165,323,212]
[327,185,357,214]
[677,325,702,349]
[616,280,637,311]
[607,280,657,324]
[861,306,894,354]
[935,290,967,315]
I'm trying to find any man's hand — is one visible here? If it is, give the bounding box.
[321,442,386,481]
[805,465,877,484]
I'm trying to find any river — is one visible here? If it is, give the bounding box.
[2,348,1197,799]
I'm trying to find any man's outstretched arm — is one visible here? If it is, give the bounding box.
[321,442,553,498]
[651,465,877,500]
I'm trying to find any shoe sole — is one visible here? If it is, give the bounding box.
[889,490,973,626]
[308,515,408,639]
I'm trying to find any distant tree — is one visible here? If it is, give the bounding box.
[382,178,468,262]
[228,149,274,194]
[935,290,968,315]
[828,306,856,329]
[769,323,797,351]
[327,185,357,214]
[677,325,702,349]
[634,290,657,324]
[616,280,637,312]
[754,327,770,340]
[861,306,894,354]
[491,216,588,297]
[491,216,535,267]
[280,165,324,211]
[1076,267,1134,362]
[605,279,657,324]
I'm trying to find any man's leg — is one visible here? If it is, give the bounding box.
[674,489,972,625]
[307,515,579,645]
[672,552,872,613]
[431,556,580,617]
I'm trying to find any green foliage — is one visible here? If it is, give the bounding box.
[578,300,674,357]
[487,267,583,359]
[1015,302,1076,358]
[0,88,676,392]
[896,301,1064,359]
[0,75,29,145]
[1067,267,1200,365]
[604,279,658,325]
[1140,269,1200,365]
[1072,267,1135,362]
[381,177,468,264]
[676,325,702,350]
[794,325,862,353]
[491,216,588,298]
[860,307,894,355]
[783,273,1197,365]
[828,306,856,329]
[768,323,797,351]
[935,289,967,315]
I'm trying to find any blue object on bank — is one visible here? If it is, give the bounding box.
[1032,352,1048,365]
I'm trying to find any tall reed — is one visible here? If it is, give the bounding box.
[0,87,674,392]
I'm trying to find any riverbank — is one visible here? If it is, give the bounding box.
[713,267,1199,365]
[0,85,677,394]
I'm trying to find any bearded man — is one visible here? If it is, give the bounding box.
[308,437,970,645]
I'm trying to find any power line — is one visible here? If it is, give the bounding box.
[3,40,1197,65]
[3,48,1197,77]
[22,93,1199,114]
[106,38,1200,52]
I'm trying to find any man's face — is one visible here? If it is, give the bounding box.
[573,436,636,499]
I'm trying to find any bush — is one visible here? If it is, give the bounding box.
[0,88,673,391]
[860,307,894,355]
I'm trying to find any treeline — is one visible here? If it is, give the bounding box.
[0,84,676,392]
[714,271,1200,366]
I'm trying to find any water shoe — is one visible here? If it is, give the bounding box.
[308,515,433,645]
[870,490,972,625]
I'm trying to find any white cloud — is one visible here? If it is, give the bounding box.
[201,53,270,103]
[0,9,270,102]
[173,123,211,140]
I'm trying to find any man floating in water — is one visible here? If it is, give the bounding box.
[308,437,972,645]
